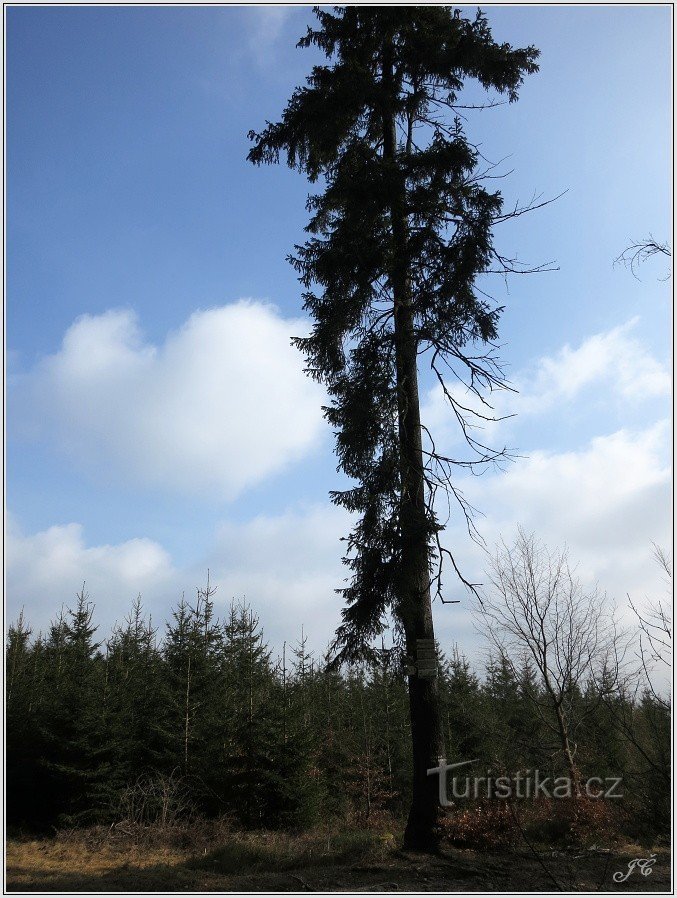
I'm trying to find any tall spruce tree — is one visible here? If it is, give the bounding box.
[248,6,539,849]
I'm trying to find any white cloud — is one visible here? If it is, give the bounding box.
[8,412,669,656]
[518,317,670,413]
[14,301,326,499]
[437,420,670,610]
[6,517,177,638]
[421,318,670,445]
[6,505,350,658]
[419,320,671,632]
[476,420,669,525]
[7,317,671,668]
[204,504,350,653]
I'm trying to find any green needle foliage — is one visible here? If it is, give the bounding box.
[248,6,543,848]
[248,6,540,658]
[5,590,670,841]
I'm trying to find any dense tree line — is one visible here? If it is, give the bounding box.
[6,582,669,838]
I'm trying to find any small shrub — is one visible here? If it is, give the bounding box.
[440,802,518,851]
[441,797,627,852]
[521,798,626,847]
[113,770,196,828]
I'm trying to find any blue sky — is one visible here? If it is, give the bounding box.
[6,5,671,658]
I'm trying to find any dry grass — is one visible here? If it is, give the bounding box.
[5,820,671,893]
[6,834,188,891]
[5,822,393,892]
[8,836,181,874]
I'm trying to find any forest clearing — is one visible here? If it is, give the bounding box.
[6,6,671,893]
[5,823,671,892]
[5,581,671,892]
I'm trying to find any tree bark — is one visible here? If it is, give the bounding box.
[381,37,445,852]
[543,667,581,794]
[554,702,581,795]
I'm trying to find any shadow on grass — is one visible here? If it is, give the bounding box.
[6,829,385,893]
[6,862,204,893]
[7,835,670,893]
[186,828,381,875]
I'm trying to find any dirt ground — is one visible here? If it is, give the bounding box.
[5,834,671,893]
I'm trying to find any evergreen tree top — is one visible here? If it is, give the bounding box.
[249,6,538,180]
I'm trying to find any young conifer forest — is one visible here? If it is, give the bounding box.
[6,543,670,845]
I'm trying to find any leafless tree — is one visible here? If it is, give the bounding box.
[475,528,626,789]
[628,543,671,710]
[116,769,195,828]
[601,546,672,795]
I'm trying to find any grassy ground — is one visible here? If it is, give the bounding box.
[5,823,671,892]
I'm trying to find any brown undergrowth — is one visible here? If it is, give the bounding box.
[440,797,632,852]
[6,813,670,893]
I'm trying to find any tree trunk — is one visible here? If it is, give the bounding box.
[543,670,581,795]
[554,703,581,795]
[184,652,191,774]
[382,38,445,852]
[395,291,446,851]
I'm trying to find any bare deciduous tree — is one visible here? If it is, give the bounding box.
[115,769,195,828]
[628,543,671,710]
[601,547,672,802]
[475,529,625,789]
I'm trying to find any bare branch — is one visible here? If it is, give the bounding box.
[614,236,671,279]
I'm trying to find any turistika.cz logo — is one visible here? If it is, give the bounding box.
[427,759,623,805]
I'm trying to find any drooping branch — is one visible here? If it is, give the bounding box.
[614,236,671,279]
[249,5,548,662]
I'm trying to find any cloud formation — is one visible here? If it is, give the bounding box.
[422,318,670,442]
[245,7,297,68]
[6,505,349,653]
[7,316,670,663]
[6,516,177,637]
[517,317,670,413]
[453,421,670,581]
[8,418,669,656]
[428,420,671,661]
[205,504,350,652]
[15,302,326,499]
